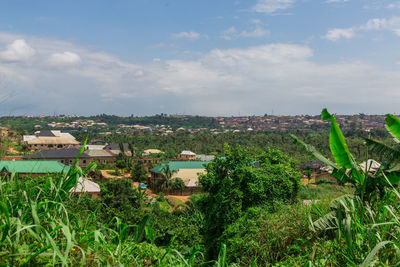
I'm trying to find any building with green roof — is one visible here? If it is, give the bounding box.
[149,161,210,194]
[0,161,70,176]
[150,161,210,174]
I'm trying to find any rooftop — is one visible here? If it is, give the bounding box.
[70,177,101,193]
[0,160,69,174]
[103,143,130,151]
[150,161,210,174]
[180,150,196,156]
[24,148,90,159]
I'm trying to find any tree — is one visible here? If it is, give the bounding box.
[131,161,147,182]
[199,144,300,259]
[157,164,176,194]
[171,177,185,190]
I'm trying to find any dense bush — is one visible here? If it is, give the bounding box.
[221,204,315,265]
[171,177,185,190]
[315,178,335,185]
[199,145,301,259]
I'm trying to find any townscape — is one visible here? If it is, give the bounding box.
[0,113,388,134]
[1,111,399,265]
[2,0,400,265]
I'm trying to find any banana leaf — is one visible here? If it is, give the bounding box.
[321,109,353,169]
[290,134,351,183]
[290,134,337,169]
[321,109,363,183]
[365,138,400,161]
[385,114,400,143]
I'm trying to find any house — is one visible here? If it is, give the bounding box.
[149,161,210,195]
[196,154,215,162]
[23,148,91,168]
[85,144,106,150]
[0,160,69,177]
[85,149,116,165]
[360,159,381,173]
[300,160,337,184]
[178,150,196,160]
[23,130,79,150]
[103,143,132,156]
[143,149,163,156]
[69,177,101,199]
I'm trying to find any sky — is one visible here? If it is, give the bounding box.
[0,0,400,116]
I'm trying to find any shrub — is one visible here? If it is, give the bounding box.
[131,161,147,182]
[171,177,185,190]
[221,203,318,265]
[116,159,126,169]
[316,178,335,185]
[199,144,301,259]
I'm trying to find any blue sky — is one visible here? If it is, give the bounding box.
[0,0,400,116]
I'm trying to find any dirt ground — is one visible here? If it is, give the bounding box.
[8,147,20,154]
[100,169,131,179]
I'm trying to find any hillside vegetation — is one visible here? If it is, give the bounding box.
[1,109,400,265]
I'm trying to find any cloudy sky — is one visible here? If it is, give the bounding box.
[0,0,400,116]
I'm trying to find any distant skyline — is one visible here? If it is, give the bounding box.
[0,0,400,116]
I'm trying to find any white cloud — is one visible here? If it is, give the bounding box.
[0,39,35,62]
[1,32,400,115]
[172,31,208,40]
[362,17,400,35]
[222,26,269,40]
[324,16,400,41]
[324,28,355,41]
[252,0,296,14]
[47,51,81,66]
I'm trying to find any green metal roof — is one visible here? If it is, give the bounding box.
[150,161,210,174]
[0,161,70,174]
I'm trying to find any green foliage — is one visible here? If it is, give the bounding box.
[315,178,335,185]
[321,108,354,170]
[106,169,121,176]
[115,159,127,169]
[298,184,354,200]
[171,177,185,190]
[100,179,142,223]
[220,204,314,265]
[157,164,177,194]
[199,144,301,259]
[293,109,400,265]
[0,168,188,265]
[131,161,147,182]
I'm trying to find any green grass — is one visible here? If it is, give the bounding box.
[298,184,354,201]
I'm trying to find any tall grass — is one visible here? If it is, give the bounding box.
[0,165,191,266]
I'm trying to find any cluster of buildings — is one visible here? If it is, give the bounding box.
[7,130,213,196]
[217,114,386,131]
[40,119,108,129]
[0,130,118,198]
